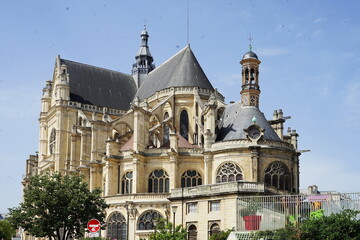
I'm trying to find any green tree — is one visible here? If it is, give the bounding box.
[257,209,360,240]
[7,173,109,240]
[0,220,16,240]
[300,209,360,240]
[143,218,186,240]
[209,228,233,240]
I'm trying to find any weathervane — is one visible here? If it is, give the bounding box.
[248,33,253,51]
[143,17,147,29]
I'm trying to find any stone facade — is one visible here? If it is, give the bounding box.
[24,29,301,240]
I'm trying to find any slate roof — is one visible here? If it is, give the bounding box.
[242,50,258,60]
[216,102,281,141]
[135,45,214,100]
[60,59,137,110]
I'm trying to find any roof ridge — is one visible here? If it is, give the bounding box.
[61,58,132,77]
[148,45,189,76]
[167,47,188,85]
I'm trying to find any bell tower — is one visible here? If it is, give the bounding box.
[240,44,261,108]
[132,26,155,88]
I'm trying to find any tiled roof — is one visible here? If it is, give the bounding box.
[216,102,281,141]
[61,59,137,110]
[135,45,214,100]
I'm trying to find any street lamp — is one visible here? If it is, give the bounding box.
[171,205,178,235]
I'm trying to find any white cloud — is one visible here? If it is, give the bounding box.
[312,29,322,37]
[257,48,288,57]
[314,18,327,24]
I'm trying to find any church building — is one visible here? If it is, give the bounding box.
[24,28,301,240]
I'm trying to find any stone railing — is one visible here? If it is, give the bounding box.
[67,101,125,116]
[170,181,264,199]
[146,87,223,103]
[211,139,294,151]
[105,193,171,204]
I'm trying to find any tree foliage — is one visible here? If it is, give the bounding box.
[7,173,109,240]
[0,220,16,240]
[141,218,187,240]
[209,228,233,240]
[258,209,360,240]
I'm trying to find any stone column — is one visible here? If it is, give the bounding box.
[203,153,213,184]
[249,146,260,182]
[104,158,118,196]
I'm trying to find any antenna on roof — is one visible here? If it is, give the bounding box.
[248,33,253,51]
[187,0,190,45]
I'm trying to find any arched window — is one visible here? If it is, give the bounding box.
[180,110,189,140]
[209,223,220,237]
[49,128,56,154]
[148,169,169,193]
[122,171,133,194]
[244,68,249,84]
[250,68,255,84]
[137,210,163,230]
[216,162,243,183]
[181,170,202,188]
[107,212,127,240]
[265,162,291,191]
[163,112,170,143]
[188,224,197,240]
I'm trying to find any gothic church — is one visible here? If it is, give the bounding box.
[24,28,301,240]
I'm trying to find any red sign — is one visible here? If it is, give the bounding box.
[87,219,101,233]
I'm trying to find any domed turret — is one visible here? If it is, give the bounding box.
[242,50,258,60]
[240,45,261,108]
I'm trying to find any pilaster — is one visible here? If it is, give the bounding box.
[249,146,261,182]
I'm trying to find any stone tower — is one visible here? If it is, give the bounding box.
[240,45,261,108]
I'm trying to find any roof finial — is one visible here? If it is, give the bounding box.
[248,33,253,51]
[187,0,190,45]
[252,116,257,124]
[143,17,147,30]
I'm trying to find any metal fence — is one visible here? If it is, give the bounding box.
[236,193,360,232]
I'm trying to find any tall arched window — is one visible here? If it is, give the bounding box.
[137,210,163,230]
[216,162,243,183]
[148,169,169,193]
[244,68,249,84]
[188,224,197,240]
[107,212,127,240]
[181,170,202,188]
[180,110,189,140]
[209,223,220,237]
[163,112,170,143]
[250,68,255,84]
[265,162,291,191]
[122,171,133,194]
[49,128,56,154]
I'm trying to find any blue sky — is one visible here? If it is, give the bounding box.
[1,0,360,213]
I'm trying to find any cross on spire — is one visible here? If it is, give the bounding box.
[248,33,253,51]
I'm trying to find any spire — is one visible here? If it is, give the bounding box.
[248,33,253,51]
[240,42,261,108]
[132,26,155,88]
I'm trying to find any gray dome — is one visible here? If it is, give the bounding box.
[216,102,281,141]
[242,51,258,60]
